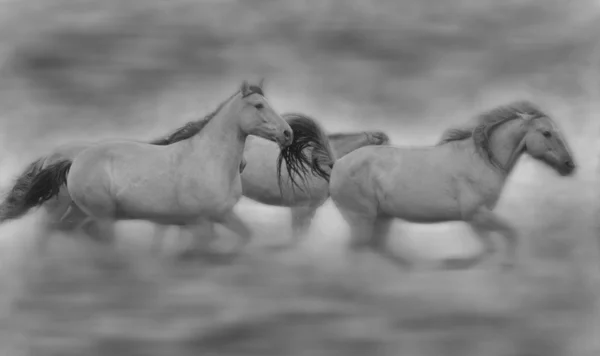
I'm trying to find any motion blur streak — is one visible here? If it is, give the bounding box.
[0,0,600,355]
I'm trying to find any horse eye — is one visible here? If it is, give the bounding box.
[255,103,264,110]
[542,131,552,138]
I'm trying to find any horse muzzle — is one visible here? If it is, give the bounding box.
[558,159,576,176]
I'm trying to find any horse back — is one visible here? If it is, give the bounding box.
[42,142,94,168]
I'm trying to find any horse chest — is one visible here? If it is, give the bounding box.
[467,170,506,208]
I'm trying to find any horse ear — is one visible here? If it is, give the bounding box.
[258,77,265,89]
[240,80,250,96]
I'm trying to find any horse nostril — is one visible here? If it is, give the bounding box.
[565,160,575,169]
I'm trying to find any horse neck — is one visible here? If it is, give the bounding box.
[487,119,527,175]
[185,98,246,175]
[330,134,369,158]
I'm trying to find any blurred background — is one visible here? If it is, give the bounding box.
[1,0,600,355]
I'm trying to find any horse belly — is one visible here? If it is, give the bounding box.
[112,196,198,224]
[242,170,328,207]
[241,176,285,206]
[114,181,240,224]
[378,179,462,223]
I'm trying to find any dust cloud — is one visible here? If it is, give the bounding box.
[1,0,600,355]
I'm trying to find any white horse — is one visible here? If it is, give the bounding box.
[150,112,341,256]
[240,120,390,249]
[151,114,391,255]
[328,101,576,271]
[0,138,248,253]
[3,80,311,261]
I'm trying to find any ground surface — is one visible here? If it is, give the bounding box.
[0,194,597,356]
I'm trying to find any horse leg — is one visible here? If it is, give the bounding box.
[440,223,496,270]
[77,217,123,269]
[151,224,171,256]
[336,208,377,287]
[35,200,89,257]
[178,220,217,260]
[34,196,77,255]
[215,210,252,257]
[290,205,317,246]
[268,206,317,250]
[81,218,116,246]
[468,208,518,270]
[369,216,412,270]
[34,209,58,258]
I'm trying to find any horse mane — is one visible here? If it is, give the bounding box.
[438,100,547,170]
[472,100,546,170]
[437,128,473,145]
[277,112,333,192]
[150,120,209,145]
[149,84,264,146]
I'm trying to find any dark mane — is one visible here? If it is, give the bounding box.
[277,112,333,193]
[472,100,546,171]
[438,100,547,171]
[150,120,209,145]
[437,128,473,145]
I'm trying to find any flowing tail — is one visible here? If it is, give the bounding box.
[277,113,335,193]
[0,158,45,222]
[0,159,72,223]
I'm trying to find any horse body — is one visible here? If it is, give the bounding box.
[343,143,506,223]
[242,131,388,207]
[241,136,330,207]
[151,112,339,255]
[1,123,248,251]
[329,101,576,271]
[60,81,289,236]
[68,131,244,224]
[231,124,390,249]
[8,80,314,260]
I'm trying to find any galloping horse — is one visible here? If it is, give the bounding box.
[240,119,390,248]
[329,101,576,271]
[151,113,390,254]
[0,142,247,252]
[150,112,339,255]
[2,80,311,259]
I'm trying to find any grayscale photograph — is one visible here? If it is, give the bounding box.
[0,1,598,355]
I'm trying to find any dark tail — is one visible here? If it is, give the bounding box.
[0,159,72,223]
[276,113,335,194]
[0,158,46,222]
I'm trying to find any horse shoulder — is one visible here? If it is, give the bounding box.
[330,147,381,194]
[451,159,507,216]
